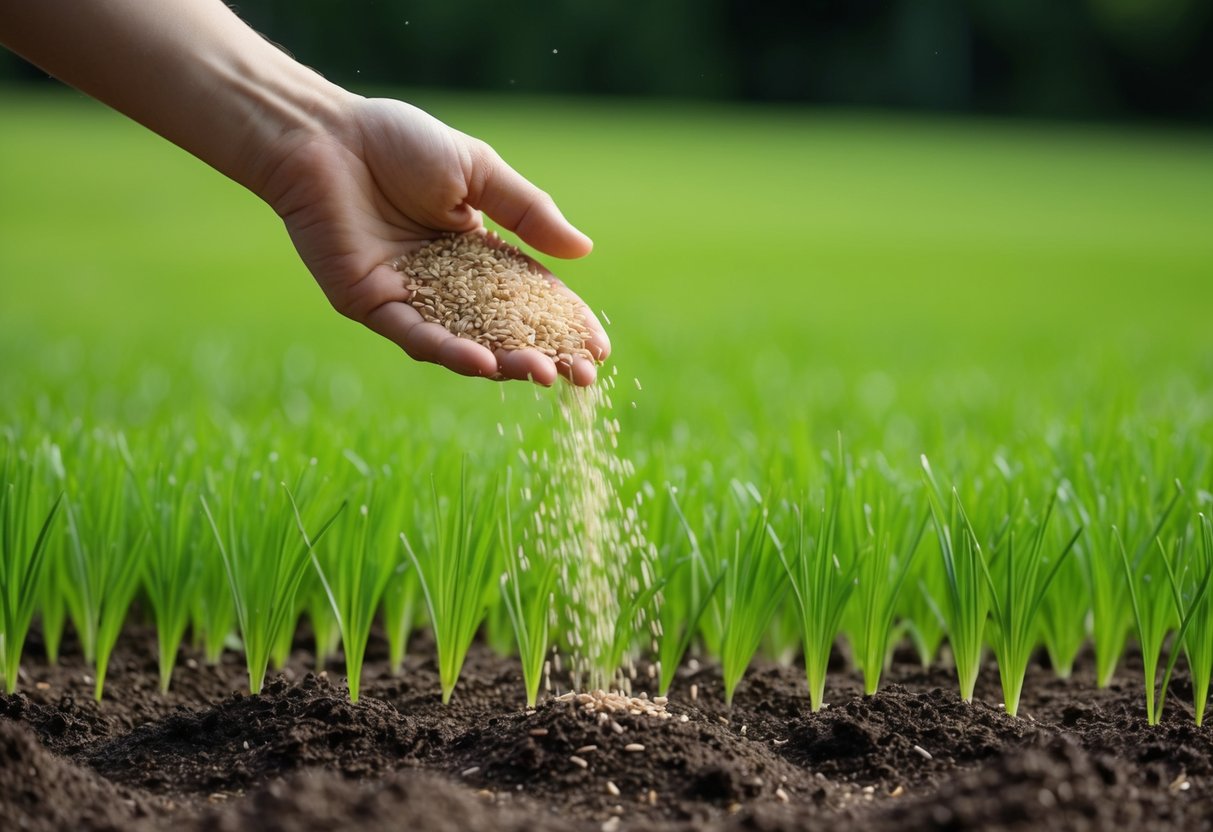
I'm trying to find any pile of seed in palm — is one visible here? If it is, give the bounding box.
[392,232,595,362]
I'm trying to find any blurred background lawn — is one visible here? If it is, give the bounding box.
[2,0,1212,470]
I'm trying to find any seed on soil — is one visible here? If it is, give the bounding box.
[740,724,747,735]
[562,688,673,720]
[690,684,698,701]
[775,787,790,803]
[576,744,598,754]
[912,744,933,761]
[34,681,49,691]
[392,232,596,361]
[529,727,549,737]
[890,785,905,797]
[648,789,658,806]
[569,755,589,769]
[606,780,621,797]
[461,766,481,777]
[624,743,645,752]
[602,818,621,832]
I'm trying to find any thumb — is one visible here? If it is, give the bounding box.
[465,141,593,259]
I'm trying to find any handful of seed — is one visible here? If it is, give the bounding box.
[392,232,596,363]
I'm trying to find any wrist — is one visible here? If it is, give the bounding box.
[223,50,361,204]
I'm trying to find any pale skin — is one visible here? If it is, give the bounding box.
[0,0,609,386]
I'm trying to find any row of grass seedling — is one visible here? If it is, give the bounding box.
[2,430,1212,726]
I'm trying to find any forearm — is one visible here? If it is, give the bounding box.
[0,0,355,197]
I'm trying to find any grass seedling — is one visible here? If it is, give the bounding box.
[1081,473,1183,687]
[311,485,400,702]
[715,490,787,707]
[125,450,203,693]
[778,495,855,711]
[656,485,726,697]
[1117,532,1180,725]
[191,469,236,664]
[62,437,148,701]
[405,470,498,704]
[979,497,1082,717]
[382,558,422,676]
[921,456,988,703]
[1184,515,1213,724]
[1119,521,1212,726]
[201,469,344,695]
[0,449,63,694]
[848,499,927,696]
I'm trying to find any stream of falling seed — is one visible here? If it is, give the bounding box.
[512,367,660,693]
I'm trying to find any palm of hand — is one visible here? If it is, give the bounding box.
[265,97,607,386]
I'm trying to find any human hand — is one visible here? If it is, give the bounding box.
[258,96,610,386]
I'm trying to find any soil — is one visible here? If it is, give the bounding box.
[2,626,1210,832]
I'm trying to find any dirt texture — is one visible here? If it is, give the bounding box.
[2,627,1211,832]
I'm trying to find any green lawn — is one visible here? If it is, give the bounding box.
[3,88,1211,442]
[3,87,1213,708]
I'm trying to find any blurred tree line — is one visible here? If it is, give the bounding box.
[3,0,1210,122]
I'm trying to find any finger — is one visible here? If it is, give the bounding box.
[469,144,593,260]
[364,301,497,377]
[436,337,498,378]
[569,356,598,387]
[495,348,557,386]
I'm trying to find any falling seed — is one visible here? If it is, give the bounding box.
[690,684,698,701]
[569,755,589,769]
[606,781,621,797]
[461,766,481,777]
[624,743,645,752]
[647,789,658,806]
[912,745,933,761]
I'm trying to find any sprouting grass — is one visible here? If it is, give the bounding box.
[1182,515,1213,725]
[311,482,401,702]
[2,91,1213,716]
[125,443,204,692]
[921,457,988,703]
[405,469,499,704]
[1118,532,1190,725]
[499,474,558,707]
[655,485,726,696]
[61,434,148,701]
[979,497,1082,717]
[201,462,344,695]
[0,442,63,694]
[844,483,927,696]
[714,487,788,706]
[778,493,853,711]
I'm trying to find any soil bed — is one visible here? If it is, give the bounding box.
[2,628,1209,832]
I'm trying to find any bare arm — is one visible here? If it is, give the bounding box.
[0,0,607,385]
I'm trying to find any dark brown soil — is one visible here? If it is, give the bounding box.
[2,627,1211,832]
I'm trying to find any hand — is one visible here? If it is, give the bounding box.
[259,96,610,386]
